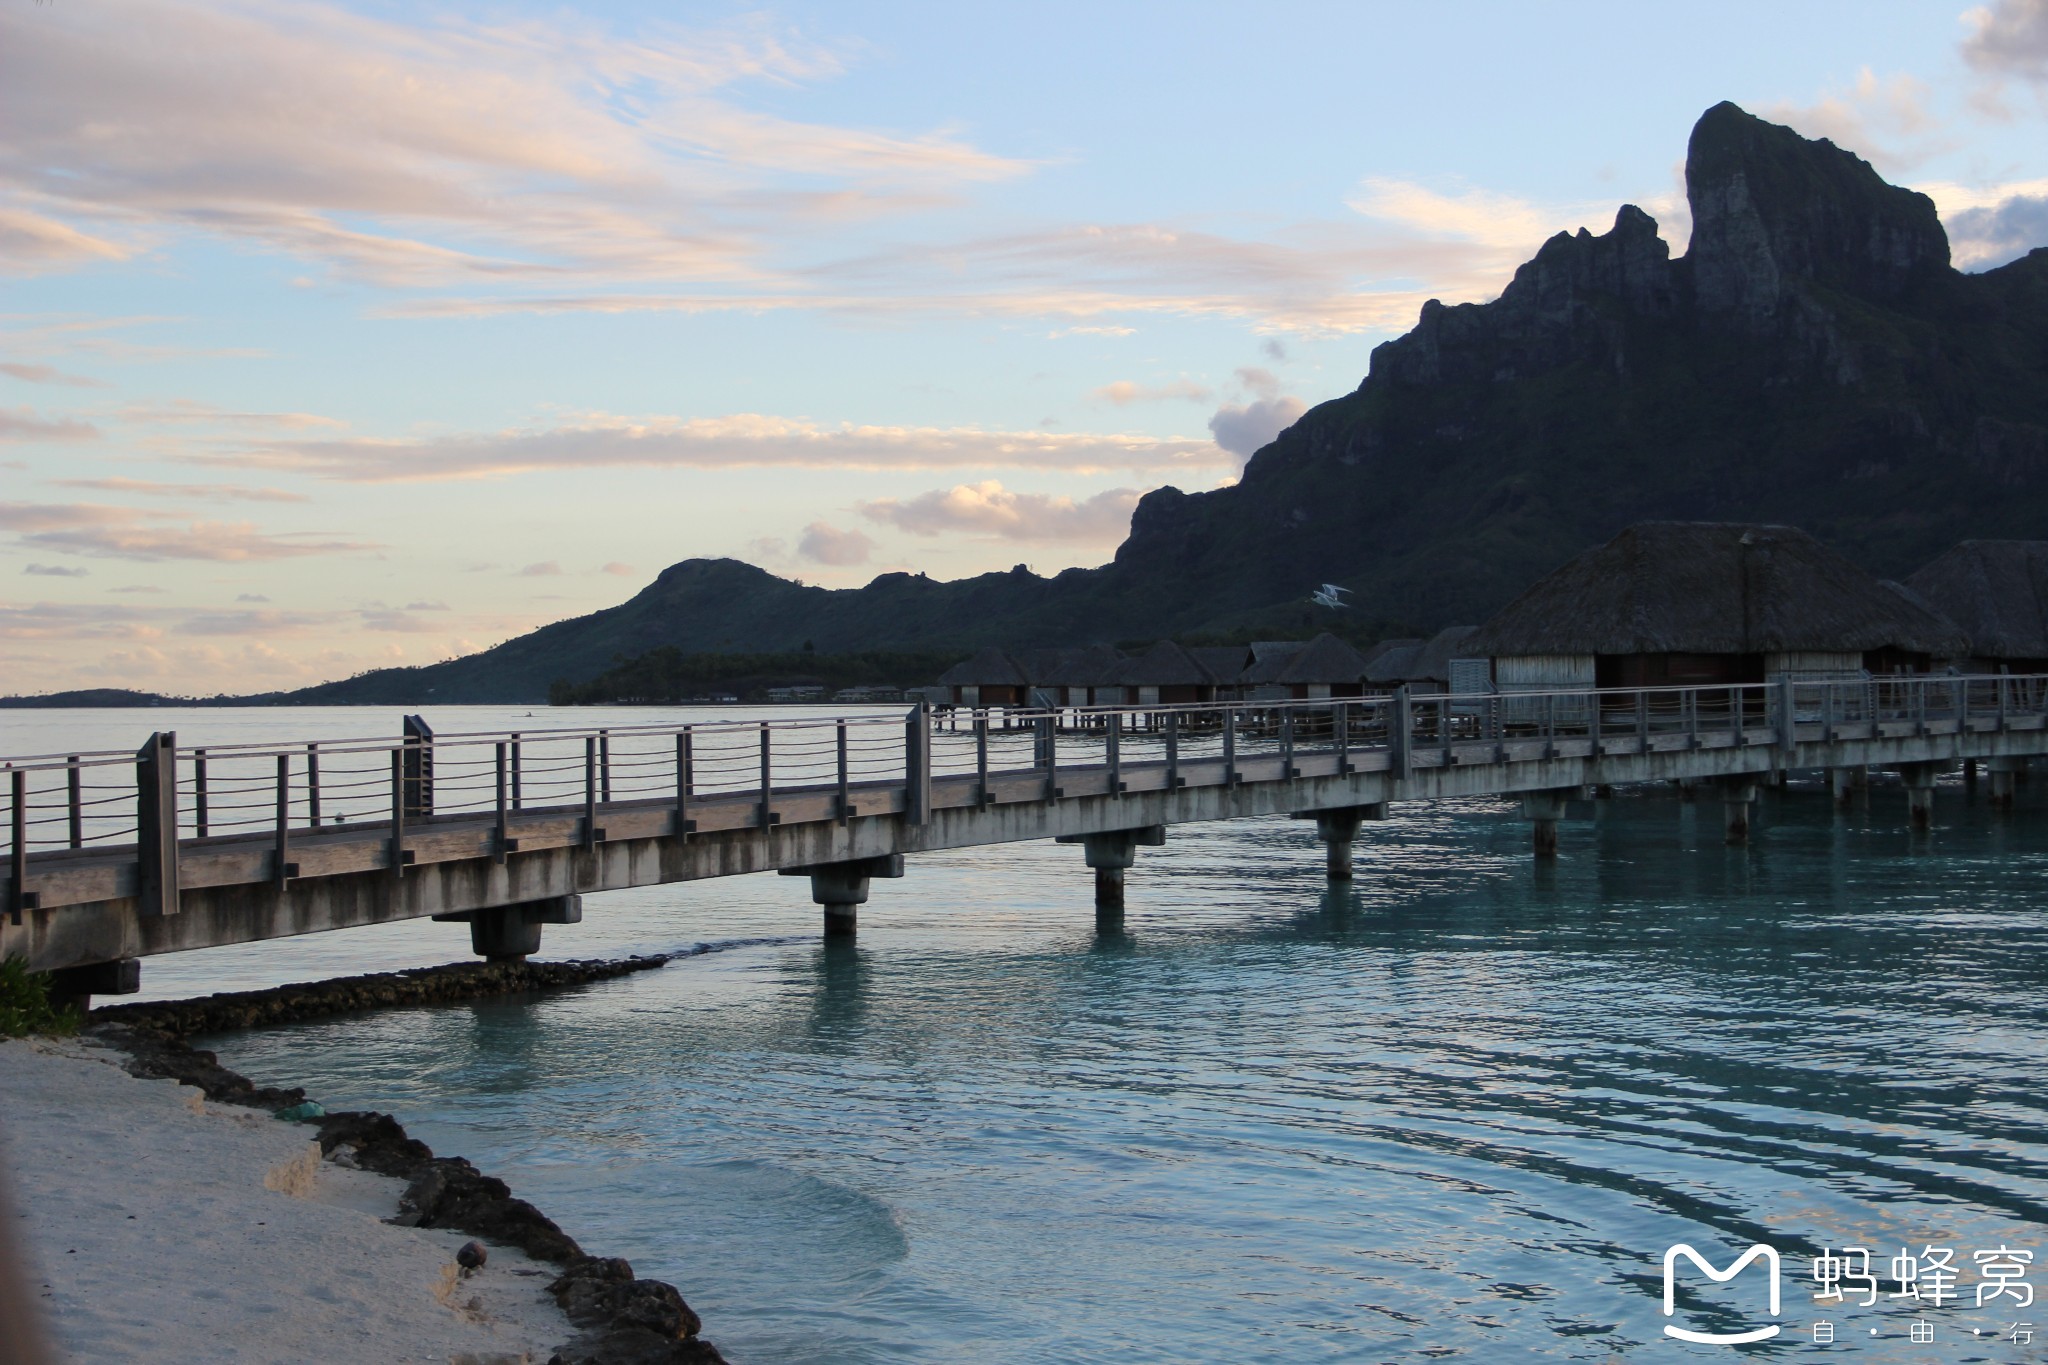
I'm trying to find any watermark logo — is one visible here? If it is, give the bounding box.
[1662,1243,1782,1345]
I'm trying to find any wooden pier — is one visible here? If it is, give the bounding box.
[5,675,2046,1006]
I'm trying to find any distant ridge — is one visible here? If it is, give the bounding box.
[32,100,2044,706]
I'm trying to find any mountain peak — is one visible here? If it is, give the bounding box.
[1685,100,1948,324]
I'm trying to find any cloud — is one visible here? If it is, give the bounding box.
[599,561,637,577]
[1260,339,1289,363]
[0,208,130,271]
[403,600,449,611]
[54,477,308,503]
[0,602,157,640]
[116,401,346,432]
[1762,69,1948,174]
[1092,379,1211,406]
[0,1,1029,293]
[1049,325,1137,338]
[205,412,1225,482]
[235,593,270,603]
[1209,397,1308,462]
[0,501,376,561]
[859,480,1141,543]
[796,521,874,566]
[1963,1,2048,89]
[0,362,107,388]
[516,561,564,577]
[24,563,87,577]
[1934,184,2048,268]
[177,608,335,637]
[0,408,98,441]
[107,584,163,595]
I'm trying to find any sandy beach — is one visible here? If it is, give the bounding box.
[0,1034,574,1364]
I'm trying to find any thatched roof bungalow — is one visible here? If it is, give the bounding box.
[1238,632,1371,700]
[1107,640,1228,705]
[1905,541,2048,672]
[1016,644,1127,707]
[936,647,1029,706]
[1463,522,1967,693]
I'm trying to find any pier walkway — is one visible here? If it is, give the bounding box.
[6,674,2047,1005]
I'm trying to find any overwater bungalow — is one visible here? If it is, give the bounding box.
[1904,540,2048,673]
[1016,644,1127,707]
[1360,638,1425,694]
[1252,632,1372,700]
[936,647,1029,707]
[1462,522,1967,694]
[1107,640,1227,706]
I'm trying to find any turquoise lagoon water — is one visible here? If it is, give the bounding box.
[13,708,2048,1362]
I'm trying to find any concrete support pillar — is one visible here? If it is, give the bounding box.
[1830,765,1867,809]
[1674,779,1697,804]
[1899,762,1941,830]
[436,895,582,963]
[1056,826,1165,910]
[1989,757,2024,810]
[1520,790,1569,859]
[44,958,140,1016]
[1965,758,1979,790]
[1291,805,1383,881]
[781,854,904,937]
[1719,780,1759,844]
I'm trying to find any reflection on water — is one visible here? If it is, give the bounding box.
[59,711,2036,1360]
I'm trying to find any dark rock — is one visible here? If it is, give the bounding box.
[457,1240,487,1274]
[550,1254,703,1341]
[548,1327,728,1364]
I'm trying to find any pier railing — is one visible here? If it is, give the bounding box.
[7,673,2047,919]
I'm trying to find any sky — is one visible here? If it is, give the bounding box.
[5,0,2048,695]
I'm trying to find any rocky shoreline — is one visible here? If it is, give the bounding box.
[85,954,727,1365]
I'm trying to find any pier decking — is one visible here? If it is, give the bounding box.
[6,675,2046,1003]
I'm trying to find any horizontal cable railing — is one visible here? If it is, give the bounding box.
[6,676,2047,892]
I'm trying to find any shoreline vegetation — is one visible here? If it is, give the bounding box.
[14,955,728,1365]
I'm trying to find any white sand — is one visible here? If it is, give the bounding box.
[0,1035,575,1364]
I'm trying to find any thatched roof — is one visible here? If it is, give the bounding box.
[1242,640,1308,684]
[1113,639,1221,686]
[937,646,1027,687]
[1013,644,1125,686]
[1189,645,1252,683]
[1463,522,1968,657]
[1361,638,1425,684]
[1275,632,1370,685]
[1409,625,1481,683]
[1905,540,2048,660]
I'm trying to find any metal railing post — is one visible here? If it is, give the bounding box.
[66,757,82,849]
[758,726,775,829]
[975,711,990,806]
[599,729,612,804]
[8,768,31,926]
[1279,706,1296,778]
[1041,712,1061,804]
[194,748,209,838]
[837,721,852,825]
[402,714,434,819]
[675,729,695,837]
[307,743,321,828]
[1168,709,1184,786]
[584,735,599,848]
[1542,692,1555,760]
[1778,675,1798,755]
[136,732,179,917]
[494,741,510,864]
[1635,692,1648,752]
[1441,697,1454,766]
[1224,706,1239,785]
[1685,690,1699,750]
[1109,711,1124,792]
[388,748,407,880]
[512,733,524,811]
[1331,702,1351,775]
[1390,686,1412,780]
[905,704,931,825]
[273,753,293,889]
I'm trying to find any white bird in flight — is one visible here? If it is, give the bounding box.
[1310,583,1352,609]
